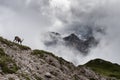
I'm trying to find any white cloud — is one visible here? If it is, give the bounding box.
[50,0,70,11]
[0,0,120,65]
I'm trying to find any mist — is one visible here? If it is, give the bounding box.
[0,0,120,65]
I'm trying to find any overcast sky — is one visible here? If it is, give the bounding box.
[0,0,120,65]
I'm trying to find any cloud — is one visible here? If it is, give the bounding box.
[0,0,53,48]
[42,0,120,65]
[0,0,120,65]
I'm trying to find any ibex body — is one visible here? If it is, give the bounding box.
[13,36,23,44]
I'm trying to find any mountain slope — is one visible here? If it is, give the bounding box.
[85,59,120,79]
[0,36,118,80]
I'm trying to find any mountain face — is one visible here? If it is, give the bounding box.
[0,36,119,80]
[44,32,98,54]
[63,33,98,53]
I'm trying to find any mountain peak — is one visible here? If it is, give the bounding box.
[44,32,98,54]
[63,33,81,42]
[63,33,98,53]
[69,33,78,38]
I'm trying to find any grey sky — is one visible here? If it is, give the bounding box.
[0,0,120,65]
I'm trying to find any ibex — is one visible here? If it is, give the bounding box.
[13,36,24,44]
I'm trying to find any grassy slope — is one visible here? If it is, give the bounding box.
[0,36,120,79]
[85,59,120,79]
[0,36,31,50]
[0,48,19,74]
[0,36,30,74]
[31,49,75,70]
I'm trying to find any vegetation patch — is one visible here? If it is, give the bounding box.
[0,36,31,50]
[31,49,60,61]
[31,50,46,58]
[14,43,31,50]
[0,48,19,74]
[21,73,31,80]
[31,49,75,71]
[31,50,56,58]
[0,37,13,47]
[85,58,120,79]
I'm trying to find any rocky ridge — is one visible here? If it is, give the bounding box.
[0,36,118,80]
[44,32,98,54]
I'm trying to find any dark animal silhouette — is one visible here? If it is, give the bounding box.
[13,36,23,44]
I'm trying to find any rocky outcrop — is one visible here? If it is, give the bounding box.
[0,36,118,80]
[44,32,98,54]
[64,33,98,54]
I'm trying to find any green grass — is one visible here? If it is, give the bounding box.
[31,49,61,62]
[31,50,47,58]
[31,49,56,58]
[32,49,64,63]
[0,48,6,56]
[21,73,31,80]
[14,43,31,50]
[31,49,75,71]
[0,37,13,47]
[0,36,31,50]
[0,48,19,74]
[85,58,120,79]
